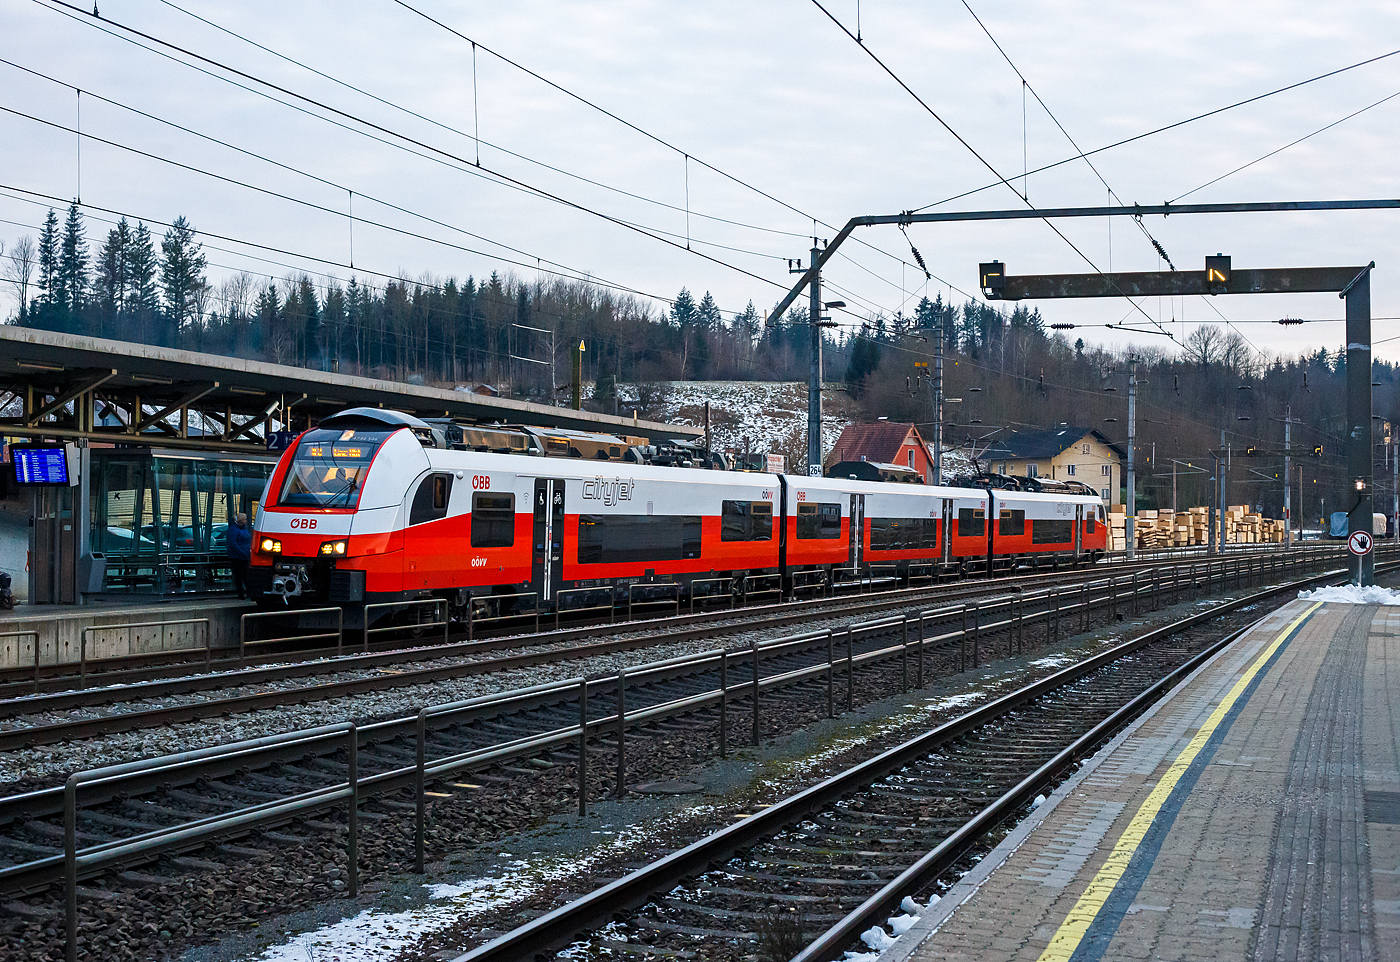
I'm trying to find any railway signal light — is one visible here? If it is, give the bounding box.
[1245,445,1258,457]
[979,261,1005,296]
[1313,444,1324,457]
[1206,253,1230,293]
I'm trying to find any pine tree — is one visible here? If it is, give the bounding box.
[323,282,345,372]
[670,288,697,327]
[160,216,207,337]
[57,202,89,325]
[696,291,721,331]
[126,222,160,342]
[95,218,132,325]
[36,209,59,319]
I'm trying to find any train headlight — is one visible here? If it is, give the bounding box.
[259,537,282,555]
[319,539,348,556]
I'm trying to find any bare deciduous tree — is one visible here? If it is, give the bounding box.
[4,235,37,321]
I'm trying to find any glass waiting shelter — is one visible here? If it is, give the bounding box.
[87,448,276,596]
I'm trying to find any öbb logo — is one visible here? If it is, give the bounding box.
[289,517,317,529]
[472,475,491,490]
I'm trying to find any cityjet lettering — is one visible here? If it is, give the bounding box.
[581,477,636,506]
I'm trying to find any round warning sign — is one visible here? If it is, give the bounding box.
[1348,529,1374,556]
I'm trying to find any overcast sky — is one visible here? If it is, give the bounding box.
[4,0,1400,362]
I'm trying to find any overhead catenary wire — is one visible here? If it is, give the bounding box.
[959,0,1176,269]
[911,43,1400,214]
[808,0,1171,336]
[30,0,799,294]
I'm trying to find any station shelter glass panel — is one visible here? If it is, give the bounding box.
[88,449,275,595]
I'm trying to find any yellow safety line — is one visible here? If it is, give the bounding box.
[1035,600,1324,962]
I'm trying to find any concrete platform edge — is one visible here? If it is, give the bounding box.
[875,606,1286,962]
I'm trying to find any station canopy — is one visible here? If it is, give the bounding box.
[0,326,697,453]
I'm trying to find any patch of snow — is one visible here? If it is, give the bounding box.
[1029,655,1073,668]
[1032,793,1047,808]
[860,925,898,951]
[925,691,983,712]
[1299,583,1400,605]
[244,809,716,961]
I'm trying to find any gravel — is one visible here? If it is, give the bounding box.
[0,592,1007,786]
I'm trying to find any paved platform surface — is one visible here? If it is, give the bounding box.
[888,597,1400,962]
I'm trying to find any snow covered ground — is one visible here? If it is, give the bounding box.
[1299,583,1400,604]
[606,380,975,477]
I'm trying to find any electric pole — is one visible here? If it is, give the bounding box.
[933,305,946,484]
[806,244,823,476]
[1284,407,1292,548]
[1126,357,1137,560]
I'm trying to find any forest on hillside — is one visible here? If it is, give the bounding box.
[5,202,1397,523]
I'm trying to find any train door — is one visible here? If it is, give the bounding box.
[532,478,566,602]
[1074,505,1084,560]
[848,494,865,573]
[941,498,952,565]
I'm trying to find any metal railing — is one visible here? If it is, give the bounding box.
[465,591,540,639]
[78,619,210,687]
[626,582,680,621]
[362,599,449,653]
[62,722,359,962]
[239,607,343,665]
[688,577,735,614]
[554,587,617,629]
[24,545,1363,960]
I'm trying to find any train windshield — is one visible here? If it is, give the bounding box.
[279,427,393,508]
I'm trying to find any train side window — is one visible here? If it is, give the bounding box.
[796,502,842,539]
[1031,519,1074,544]
[958,507,985,538]
[998,509,1025,536]
[409,474,453,526]
[1086,513,1096,533]
[471,492,516,547]
[722,500,773,541]
[578,515,702,562]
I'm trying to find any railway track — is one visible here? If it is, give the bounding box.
[456,568,1374,962]
[0,550,1345,751]
[0,544,1348,705]
[0,556,1375,962]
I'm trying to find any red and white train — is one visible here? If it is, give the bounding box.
[249,408,1107,616]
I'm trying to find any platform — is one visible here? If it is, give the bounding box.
[888,596,1400,962]
[0,598,254,670]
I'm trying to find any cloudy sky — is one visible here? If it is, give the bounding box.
[4,0,1400,360]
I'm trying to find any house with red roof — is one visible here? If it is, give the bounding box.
[825,422,935,482]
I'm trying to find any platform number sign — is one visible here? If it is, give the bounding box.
[1348,529,1373,556]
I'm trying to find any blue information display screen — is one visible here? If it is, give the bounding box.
[13,446,69,485]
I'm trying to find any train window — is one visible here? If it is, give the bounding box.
[721,500,774,541]
[796,503,842,539]
[471,493,516,547]
[957,508,985,538]
[278,427,392,508]
[1031,519,1074,544]
[409,474,453,526]
[998,509,1025,536]
[1087,513,1096,533]
[870,517,937,551]
[577,515,702,563]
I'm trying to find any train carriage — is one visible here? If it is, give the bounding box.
[250,408,1109,624]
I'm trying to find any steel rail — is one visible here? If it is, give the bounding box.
[456,562,1385,962]
[0,556,1362,901]
[0,542,1346,702]
[0,551,1336,746]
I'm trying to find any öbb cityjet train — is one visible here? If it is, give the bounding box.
[249,408,1107,621]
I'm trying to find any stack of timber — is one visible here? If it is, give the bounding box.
[1110,503,1289,550]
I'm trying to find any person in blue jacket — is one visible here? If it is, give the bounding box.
[227,512,252,599]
